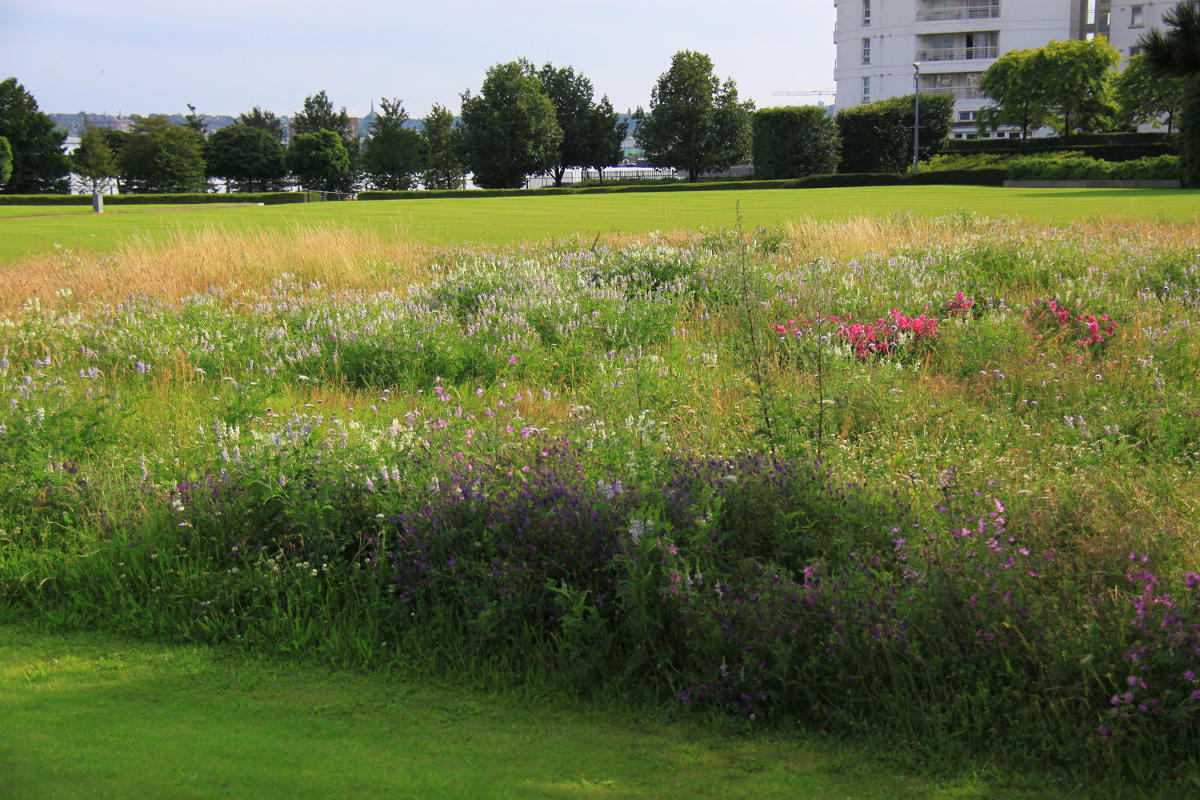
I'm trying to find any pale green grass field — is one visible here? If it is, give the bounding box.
[2,186,1197,261]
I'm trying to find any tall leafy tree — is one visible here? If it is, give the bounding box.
[118,115,207,193]
[0,77,69,193]
[285,129,351,192]
[0,136,12,188]
[586,96,627,181]
[421,103,465,190]
[460,60,562,189]
[1114,54,1188,133]
[205,123,286,192]
[1034,38,1120,138]
[71,125,117,194]
[292,90,352,141]
[239,106,285,141]
[979,48,1051,139]
[362,97,428,190]
[1139,0,1200,186]
[633,51,754,182]
[537,64,598,186]
[184,103,208,135]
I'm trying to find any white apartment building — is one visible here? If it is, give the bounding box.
[833,1,1177,138]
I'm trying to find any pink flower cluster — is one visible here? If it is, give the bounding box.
[946,291,975,316]
[773,309,939,361]
[1027,298,1116,351]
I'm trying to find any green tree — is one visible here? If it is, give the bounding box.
[71,125,117,194]
[1139,0,1200,186]
[421,104,465,190]
[536,64,625,186]
[1034,38,1120,138]
[586,96,627,181]
[184,103,207,135]
[292,90,352,141]
[362,98,428,190]
[1114,54,1188,132]
[0,77,69,193]
[633,51,753,182]
[285,129,351,192]
[239,106,284,141]
[752,106,840,179]
[979,48,1051,139]
[0,136,12,188]
[205,124,286,192]
[118,115,207,193]
[460,60,562,189]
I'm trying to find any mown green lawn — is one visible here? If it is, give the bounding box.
[2,185,1197,261]
[0,623,1070,800]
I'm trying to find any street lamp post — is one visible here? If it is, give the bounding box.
[913,62,921,174]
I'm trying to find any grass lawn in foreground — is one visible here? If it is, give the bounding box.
[0,623,1067,800]
[1,185,1197,262]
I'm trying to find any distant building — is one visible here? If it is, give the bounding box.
[832,1,1175,139]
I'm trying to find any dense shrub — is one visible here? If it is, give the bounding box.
[1006,154,1181,181]
[752,106,840,179]
[836,94,954,173]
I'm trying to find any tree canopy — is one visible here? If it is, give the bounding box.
[633,51,753,182]
[71,125,118,194]
[421,104,465,190]
[285,129,351,192]
[362,98,427,190]
[978,48,1051,139]
[535,64,626,186]
[460,60,562,189]
[239,106,285,141]
[117,115,207,193]
[1114,53,1188,133]
[292,90,352,142]
[205,123,287,192]
[0,77,69,193]
[1138,0,1200,186]
[979,39,1118,139]
[0,136,11,188]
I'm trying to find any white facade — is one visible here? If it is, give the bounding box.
[1108,2,1175,58]
[832,1,1172,139]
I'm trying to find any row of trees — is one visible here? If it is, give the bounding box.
[69,92,468,195]
[2,50,755,194]
[978,33,1190,139]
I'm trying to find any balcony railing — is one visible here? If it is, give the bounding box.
[915,46,999,61]
[916,4,1001,22]
[922,86,984,99]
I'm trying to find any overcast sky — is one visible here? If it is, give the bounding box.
[1,0,836,119]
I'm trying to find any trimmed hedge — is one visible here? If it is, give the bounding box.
[1006,154,1181,181]
[358,169,1005,202]
[945,135,1176,162]
[752,107,840,180]
[0,191,310,206]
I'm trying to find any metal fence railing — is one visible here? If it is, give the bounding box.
[916,46,999,61]
[916,3,1000,22]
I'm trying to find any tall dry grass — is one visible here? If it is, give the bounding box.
[1,225,434,314]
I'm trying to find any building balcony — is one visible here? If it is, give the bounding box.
[915,45,999,61]
[922,86,984,99]
[915,4,1000,23]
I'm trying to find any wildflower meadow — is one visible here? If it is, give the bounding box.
[1,211,1198,790]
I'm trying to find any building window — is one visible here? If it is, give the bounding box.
[863,0,871,26]
[1130,45,1143,56]
[862,76,871,103]
[1131,6,1144,27]
[862,37,871,64]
